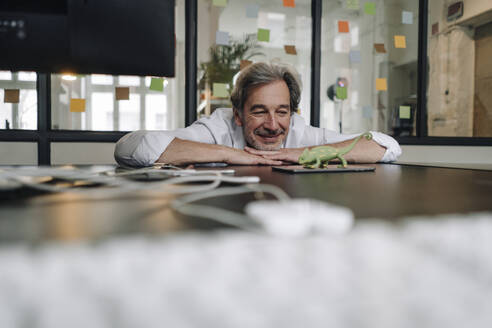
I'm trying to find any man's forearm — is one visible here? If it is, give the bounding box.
[323,138,386,163]
[155,138,229,165]
[155,138,283,166]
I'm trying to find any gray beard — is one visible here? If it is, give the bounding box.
[244,129,283,151]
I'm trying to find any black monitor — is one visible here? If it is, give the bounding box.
[0,0,175,77]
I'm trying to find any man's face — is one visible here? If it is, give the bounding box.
[234,80,291,151]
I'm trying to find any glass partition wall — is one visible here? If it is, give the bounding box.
[196,0,313,122]
[320,0,419,136]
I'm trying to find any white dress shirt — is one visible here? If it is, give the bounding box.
[114,108,402,167]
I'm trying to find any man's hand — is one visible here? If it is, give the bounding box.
[225,148,283,165]
[244,146,304,164]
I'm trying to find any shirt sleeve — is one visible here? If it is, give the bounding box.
[114,124,216,167]
[322,129,402,162]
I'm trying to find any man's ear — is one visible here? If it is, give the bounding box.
[233,108,243,127]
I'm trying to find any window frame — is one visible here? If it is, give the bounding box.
[0,0,491,165]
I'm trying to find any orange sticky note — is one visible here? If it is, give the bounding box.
[283,0,295,8]
[376,78,388,91]
[70,98,86,112]
[240,60,252,70]
[115,87,130,100]
[338,20,349,33]
[4,89,20,103]
[394,35,406,48]
[374,43,386,53]
[284,45,297,55]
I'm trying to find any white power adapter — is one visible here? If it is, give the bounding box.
[245,198,354,237]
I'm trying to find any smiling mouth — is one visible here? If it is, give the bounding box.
[258,134,281,143]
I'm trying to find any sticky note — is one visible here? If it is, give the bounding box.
[338,20,349,33]
[347,0,359,10]
[336,86,347,100]
[284,45,297,55]
[283,0,295,8]
[257,28,270,42]
[364,2,376,15]
[349,50,361,63]
[3,89,20,103]
[213,83,228,98]
[399,106,411,119]
[402,11,413,24]
[432,23,439,35]
[240,60,253,70]
[246,4,259,18]
[70,98,86,112]
[362,105,373,118]
[216,30,229,45]
[376,78,387,91]
[213,0,227,7]
[115,87,130,100]
[394,35,406,48]
[374,43,386,53]
[150,77,164,91]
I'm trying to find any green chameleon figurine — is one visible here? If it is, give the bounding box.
[298,132,372,169]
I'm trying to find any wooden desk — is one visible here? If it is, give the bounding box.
[1,164,492,242]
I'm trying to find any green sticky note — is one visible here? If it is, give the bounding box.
[150,78,164,92]
[213,0,227,7]
[364,2,376,15]
[213,83,229,98]
[257,28,270,42]
[336,86,347,100]
[399,106,411,119]
[347,0,359,10]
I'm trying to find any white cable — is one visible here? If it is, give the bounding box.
[171,183,291,232]
[0,168,262,200]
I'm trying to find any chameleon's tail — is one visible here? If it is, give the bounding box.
[339,132,372,155]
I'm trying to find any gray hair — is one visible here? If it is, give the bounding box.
[230,62,302,113]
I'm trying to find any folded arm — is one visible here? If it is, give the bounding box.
[156,138,282,166]
[245,136,387,164]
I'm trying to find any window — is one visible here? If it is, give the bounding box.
[320,0,419,136]
[0,71,37,130]
[427,0,492,137]
[196,0,312,122]
[49,0,186,132]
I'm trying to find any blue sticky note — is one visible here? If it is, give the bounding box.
[246,4,259,18]
[216,31,229,45]
[402,11,413,24]
[349,50,361,63]
[362,105,373,118]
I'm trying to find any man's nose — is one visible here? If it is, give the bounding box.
[263,113,279,131]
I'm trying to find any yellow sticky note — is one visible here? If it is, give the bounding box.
[399,106,411,119]
[376,78,387,91]
[4,89,20,103]
[70,98,86,112]
[283,0,295,8]
[213,83,228,98]
[213,0,227,7]
[394,35,406,48]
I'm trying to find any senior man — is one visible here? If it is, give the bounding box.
[115,62,401,167]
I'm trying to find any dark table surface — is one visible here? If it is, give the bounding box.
[1,163,492,243]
